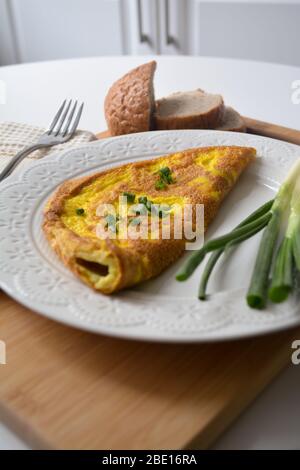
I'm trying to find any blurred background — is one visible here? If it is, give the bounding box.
[0,0,299,66]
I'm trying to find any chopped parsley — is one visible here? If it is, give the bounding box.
[122,192,135,203]
[159,166,172,180]
[76,208,85,215]
[158,210,168,219]
[155,166,175,190]
[137,197,170,218]
[155,180,166,190]
[145,200,153,212]
[105,214,119,232]
[138,196,153,213]
[138,196,148,205]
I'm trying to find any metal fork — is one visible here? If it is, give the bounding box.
[0,99,84,182]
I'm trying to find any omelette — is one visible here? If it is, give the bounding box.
[43,146,256,293]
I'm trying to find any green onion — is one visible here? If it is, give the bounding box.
[231,199,275,227]
[246,160,300,309]
[289,179,300,270]
[198,250,223,300]
[155,180,166,190]
[155,167,175,189]
[176,250,206,282]
[227,221,269,250]
[176,157,300,309]
[268,178,300,302]
[268,237,293,303]
[76,208,85,215]
[137,196,157,214]
[159,167,171,178]
[176,211,272,282]
[202,213,272,251]
[198,212,272,300]
[292,228,300,271]
[146,200,153,212]
[122,192,135,203]
[198,200,274,299]
[138,196,148,205]
[246,209,282,309]
[159,211,168,219]
[105,214,118,232]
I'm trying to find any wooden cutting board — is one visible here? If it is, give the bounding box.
[97,118,300,144]
[0,119,300,450]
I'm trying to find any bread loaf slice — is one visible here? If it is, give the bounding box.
[104,61,156,136]
[155,89,224,130]
[217,106,246,132]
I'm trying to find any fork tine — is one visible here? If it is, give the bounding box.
[54,99,72,136]
[62,100,77,136]
[48,100,66,134]
[69,102,84,136]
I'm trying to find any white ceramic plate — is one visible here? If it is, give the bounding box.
[1,130,300,342]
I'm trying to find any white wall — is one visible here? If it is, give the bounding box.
[1,0,128,65]
[1,0,300,67]
[190,1,300,66]
[0,0,18,64]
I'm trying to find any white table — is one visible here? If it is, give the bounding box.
[0,56,300,450]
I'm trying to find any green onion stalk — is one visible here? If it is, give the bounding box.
[291,179,300,271]
[268,178,300,303]
[247,159,300,308]
[176,200,274,283]
[198,200,274,300]
[176,158,300,309]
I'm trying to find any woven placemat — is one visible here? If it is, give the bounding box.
[0,121,96,173]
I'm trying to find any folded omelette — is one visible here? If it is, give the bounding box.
[43,146,255,293]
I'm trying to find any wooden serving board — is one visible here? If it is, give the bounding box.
[97,118,300,144]
[0,120,300,450]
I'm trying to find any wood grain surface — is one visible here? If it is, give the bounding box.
[0,291,299,449]
[97,119,300,144]
[244,117,300,145]
[0,120,299,449]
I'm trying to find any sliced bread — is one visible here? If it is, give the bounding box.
[155,89,224,130]
[217,106,246,132]
[104,61,156,136]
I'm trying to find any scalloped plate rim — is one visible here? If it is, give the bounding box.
[1,129,300,343]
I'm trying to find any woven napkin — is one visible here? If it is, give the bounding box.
[0,121,96,173]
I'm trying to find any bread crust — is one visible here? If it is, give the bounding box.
[43,146,256,294]
[104,61,156,136]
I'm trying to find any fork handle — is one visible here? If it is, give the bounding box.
[0,143,47,182]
